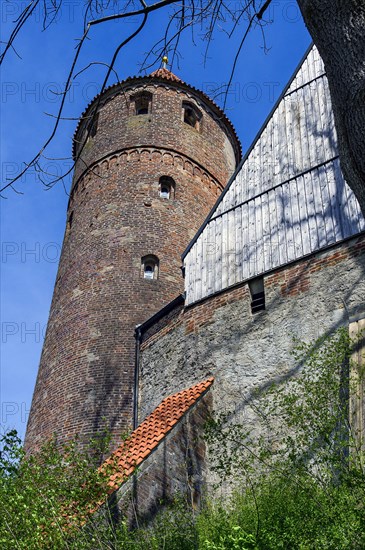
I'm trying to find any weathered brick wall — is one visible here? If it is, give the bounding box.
[25,75,240,452]
[112,393,211,526]
[73,81,239,186]
[139,235,365,474]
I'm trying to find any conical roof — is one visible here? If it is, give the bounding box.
[149,67,183,83]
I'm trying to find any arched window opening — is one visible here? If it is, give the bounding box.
[182,101,202,130]
[159,176,175,199]
[144,264,154,279]
[160,185,170,199]
[141,255,159,280]
[131,92,152,115]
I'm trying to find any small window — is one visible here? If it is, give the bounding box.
[85,111,99,139]
[141,255,159,280]
[182,101,201,130]
[249,277,265,314]
[66,211,73,237]
[131,92,152,115]
[144,264,154,279]
[136,101,149,115]
[159,176,175,199]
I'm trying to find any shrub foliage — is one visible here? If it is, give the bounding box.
[1,328,364,548]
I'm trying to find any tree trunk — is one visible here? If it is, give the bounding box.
[297,0,365,214]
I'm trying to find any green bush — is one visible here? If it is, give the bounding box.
[0,430,121,549]
[0,329,363,548]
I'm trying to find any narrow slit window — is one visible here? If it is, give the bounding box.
[159,176,175,199]
[84,111,99,140]
[249,277,265,313]
[141,255,159,280]
[182,101,202,130]
[66,211,74,237]
[89,112,99,137]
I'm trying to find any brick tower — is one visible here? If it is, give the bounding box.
[25,68,241,452]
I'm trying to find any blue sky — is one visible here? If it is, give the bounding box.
[0,0,310,440]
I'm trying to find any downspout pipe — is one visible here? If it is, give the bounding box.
[132,294,185,431]
[133,324,142,431]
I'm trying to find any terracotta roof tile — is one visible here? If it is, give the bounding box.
[99,377,214,494]
[149,68,183,83]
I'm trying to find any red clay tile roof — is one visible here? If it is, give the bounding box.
[149,67,183,83]
[100,377,214,493]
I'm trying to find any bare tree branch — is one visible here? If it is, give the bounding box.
[257,0,272,20]
[88,0,180,26]
[0,0,277,194]
[0,0,40,65]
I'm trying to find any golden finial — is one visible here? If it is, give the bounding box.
[162,55,168,69]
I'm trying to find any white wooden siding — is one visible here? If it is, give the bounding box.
[184,46,365,305]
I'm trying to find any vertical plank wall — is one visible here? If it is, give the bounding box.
[184,46,365,305]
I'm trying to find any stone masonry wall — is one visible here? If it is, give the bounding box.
[112,393,212,526]
[139,235,365,477]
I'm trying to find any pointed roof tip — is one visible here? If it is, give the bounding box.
[149,67,183,84]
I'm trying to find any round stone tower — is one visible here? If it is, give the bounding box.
[25,67,241,452]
